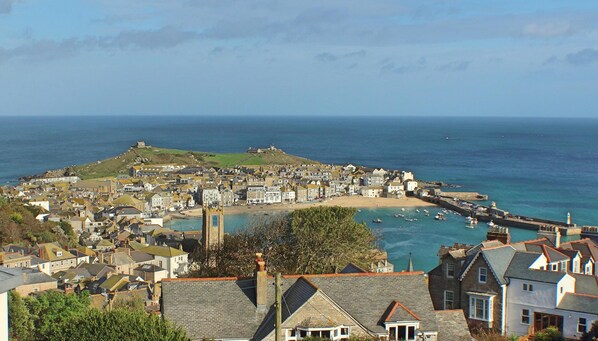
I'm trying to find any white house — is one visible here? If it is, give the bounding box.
[504,252,598,338]
[264,186,282,204]
[201,188,221,206]
[141,246,188,279]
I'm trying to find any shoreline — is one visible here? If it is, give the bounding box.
[177,196,435,218]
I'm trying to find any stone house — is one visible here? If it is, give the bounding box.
[161,256,472,341]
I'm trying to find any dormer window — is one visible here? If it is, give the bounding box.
[286,326,350,340]
[386,323,419,341]
[56,251,63,257]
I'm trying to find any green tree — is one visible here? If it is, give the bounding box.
[46,308,187,341]
[290,206,377,273]
[8,291,34,341]
[23,290,90,339]
[187,206,379,277]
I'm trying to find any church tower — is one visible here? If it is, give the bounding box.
[202,203,224,256]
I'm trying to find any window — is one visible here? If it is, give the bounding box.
[469,295,493,321]
[523,283,534,292]
[560,287,563,294]
[387,324,417,341]
[521,309,530,324]
[292,326,351,340]
[444,291,454,310]
[479,268,487,283]
[578,318,587,333]
[446,263,455,278]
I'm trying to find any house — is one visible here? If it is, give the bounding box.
[264,186,282,204]
[161,255,472,341]
[201,188,221,206]
[504,252,598,338]
[141,245,188,278]
[0,267,27,341]
[295,186,307,203]
[12,268,57,296]
[37,242,83,274]
[247,186,266,205]
[133,264,168,283]
[0,252,32,269]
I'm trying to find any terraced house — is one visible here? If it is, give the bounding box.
[161,256,472,341]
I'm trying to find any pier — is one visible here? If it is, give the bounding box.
[421,195,580,236]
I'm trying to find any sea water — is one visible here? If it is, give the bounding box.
[2,116,597,271]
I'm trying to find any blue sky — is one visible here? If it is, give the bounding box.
[1,0,597,117]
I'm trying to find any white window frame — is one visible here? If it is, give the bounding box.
[289,326,351,340]
[521,309,530,325]
[385,322,419,341]
[478,267,487,283]
[443,290,454,310]
[468,294,494,322]
[446,263,455,278]
[578,318,587,333]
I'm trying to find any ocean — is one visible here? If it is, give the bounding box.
[2,116,597,271]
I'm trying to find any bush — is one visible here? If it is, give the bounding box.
[533,327,565,341]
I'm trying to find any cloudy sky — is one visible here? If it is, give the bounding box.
[1,0,597,117]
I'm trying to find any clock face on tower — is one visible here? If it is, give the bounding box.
[212,214,219,228]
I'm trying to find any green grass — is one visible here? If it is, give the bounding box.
[69,146,316,180]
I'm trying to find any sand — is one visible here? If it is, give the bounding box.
[179,196,435,217]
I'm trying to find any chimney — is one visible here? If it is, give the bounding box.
[487,226,511,244]
[254,253,267,311]
[538,226,561,248]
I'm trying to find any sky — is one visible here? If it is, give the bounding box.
[1,0,598,117]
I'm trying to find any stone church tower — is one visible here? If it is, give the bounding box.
[202,203,224,256]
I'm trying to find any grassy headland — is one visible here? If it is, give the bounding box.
[68,145,316,180]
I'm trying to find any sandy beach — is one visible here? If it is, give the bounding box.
[179,196,435,217]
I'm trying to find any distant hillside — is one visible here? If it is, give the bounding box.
[67,146,317,180]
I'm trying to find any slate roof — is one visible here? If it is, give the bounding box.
[435,310,474,341]
[162,271,437,341]
[340,263,367,273]
[525,244,569,263]
[504,252,567,283]
[382,300,421,322]
[557,293,598,314]
[570,273,598,295]
[142,245,187,258]
[459,245,516,285]
[0,267,25,293]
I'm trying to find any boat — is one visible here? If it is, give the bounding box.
[434,213,446,221]
[488,220,496,227]
[415,209,420,213]
[401,208,406,212]
[423,209,429,214]
[466,222,475,229]
[393,214,401,218]
[373,218,382,223]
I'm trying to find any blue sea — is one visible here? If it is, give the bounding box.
[2,116,597,271]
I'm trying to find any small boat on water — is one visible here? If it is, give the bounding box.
[416,209,420,213]
[466,222,475,229]
[435,213,446,221]
[488,220,496,227]
[393,213,401,218]
[373,218,382,223]
[401,208,406,212]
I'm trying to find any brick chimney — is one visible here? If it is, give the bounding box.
[254,253,267,311]
[487,226,511,244]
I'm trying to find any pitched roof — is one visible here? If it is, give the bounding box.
[557,293,598,314]
[460,245,516,285]
[504,252,567,284]
[382,300,421,322]
[435,310,474,341]
[162,271,437,340]
[141,245,187,258]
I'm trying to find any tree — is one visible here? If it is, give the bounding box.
[46,308,187,341]
[8,291,34,341]
[290,206,377,274]
[581,320,598,341]
[187,206,379,277]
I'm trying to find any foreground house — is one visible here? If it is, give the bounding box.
[161,256,472,341]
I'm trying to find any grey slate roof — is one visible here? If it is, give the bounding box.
[435,310,474,341]
[504,252,566,283]
[571,273,598,296]
[162,272,437,340]
[340,263,367,273]
[557,293,598,314]
[480,245,516,285]
[0,267,25,293]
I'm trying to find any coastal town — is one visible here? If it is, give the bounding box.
[0,142,597,340]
